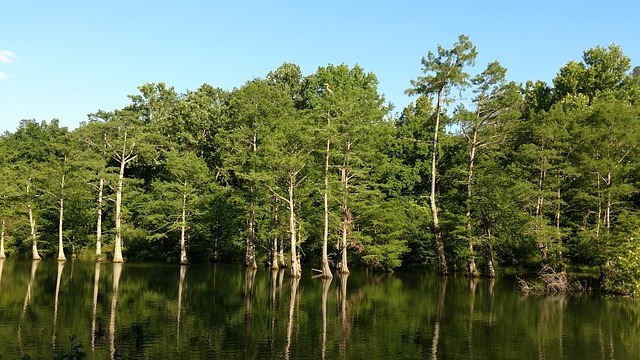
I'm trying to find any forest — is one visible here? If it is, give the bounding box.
[1,36,639,295]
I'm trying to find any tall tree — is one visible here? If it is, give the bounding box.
[406,34,478,275]
[84,110,149,263]
[454,61,521,276]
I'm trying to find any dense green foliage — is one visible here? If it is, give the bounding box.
[1,38,639,292]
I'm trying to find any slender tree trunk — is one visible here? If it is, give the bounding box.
[271,199,280,270]
[246,134,258,269]
[339,167,351,275]
[0,219,6,259]
[535,153,547,262]
[606,172,612,235]
[278,237,286,268]
[57,171,67,261]
[96,178,104,261]
[432,90,447,275]
[466,129,479,277]
[289,177,301,278]
[485,228,497,279]
[321,135,333,278]
[113,158,125,263]
[556,184,564,269]
[179,188,189,265]
[27,180,41,261]
[245,184,257,269]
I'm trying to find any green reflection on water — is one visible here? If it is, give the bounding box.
[0,259,639,359]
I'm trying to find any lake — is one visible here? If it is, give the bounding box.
[0,259,638,359]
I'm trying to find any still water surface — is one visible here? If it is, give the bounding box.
[0,259,639,359]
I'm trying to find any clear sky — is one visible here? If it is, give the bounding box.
[1,0,638,134]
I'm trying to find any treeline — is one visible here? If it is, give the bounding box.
[1,36,639,292]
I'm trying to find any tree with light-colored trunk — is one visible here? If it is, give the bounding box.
[455,61,521,277]
[406,34,477,275]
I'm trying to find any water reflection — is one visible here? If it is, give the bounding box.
[18,259,39,351]
[176,264,187,350]
[0,261,639,359]
[91,261,100,351]
[431,276,447,360]
[110,262,122,360]
[285,276,300,360]
[52,261,65,349]
[321,277,331,360]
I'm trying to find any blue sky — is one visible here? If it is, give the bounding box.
[1,0,638,134]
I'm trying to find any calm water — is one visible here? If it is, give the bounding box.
[0,259,639,359]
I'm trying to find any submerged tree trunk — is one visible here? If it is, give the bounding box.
[179,190,189,265]
[27,180,41,261]
[96,178,104,261]
[57,171,67,262]
[432,89,447,275]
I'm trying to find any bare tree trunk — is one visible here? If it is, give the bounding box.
[321,135,333,279]
[289,177,301,278]
[245,134,258,270]
[339,159,351,274]
[535,153,547,262]
[27,180,41,261]
[432,90,447,275]
[271,200,280,270]
[245,186,257,269]
[466,129,479,277]
[0,219,6,259]
[96,178,104,261]
[485,228,497,278]
[179,190,189,265]
[57,171,67,262]
[606,172,612,235]
[113,158,125,263]
[556,185,564,269]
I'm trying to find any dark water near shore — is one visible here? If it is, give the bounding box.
[0,259,638,359]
